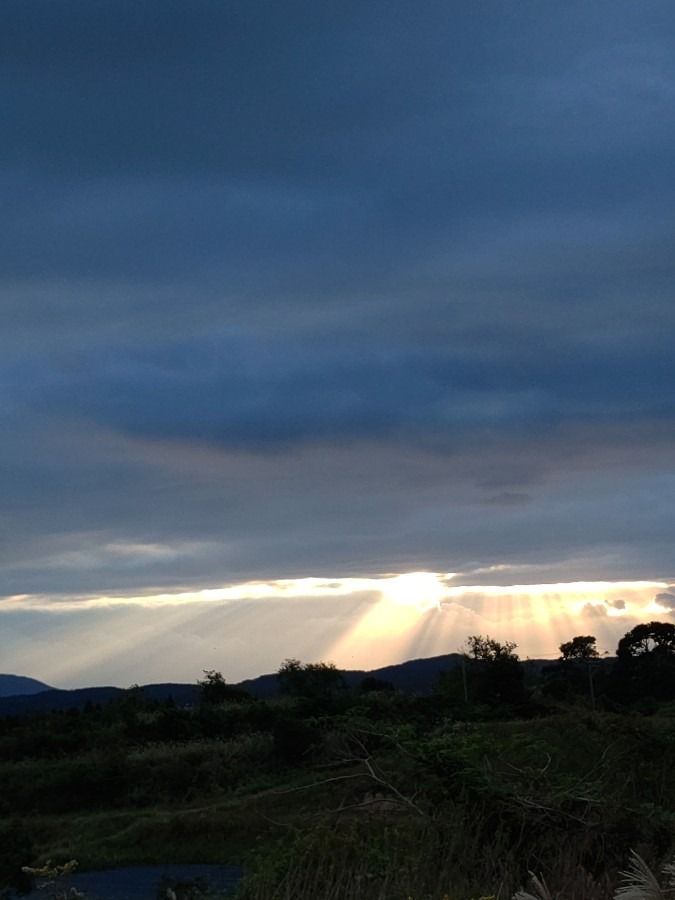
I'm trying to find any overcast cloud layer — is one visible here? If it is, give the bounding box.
[2,1,675,685]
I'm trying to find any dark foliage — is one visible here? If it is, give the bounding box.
[560,635,600,660]
[615,621,675,702]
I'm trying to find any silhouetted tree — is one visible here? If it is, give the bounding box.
[198,670,249,705]
[276,659,346,700]
[559,635,599,661]
[617,621,675,660]
[616,621,675,703]
[466,635,518,661]
[542,635,603,705]
[462,635,527,708]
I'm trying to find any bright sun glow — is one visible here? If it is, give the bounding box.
[381,572,449,611]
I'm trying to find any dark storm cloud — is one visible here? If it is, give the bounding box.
[2,0,675,602]
[3,1,673,183]
[2,0,674,291]
[0,0,632,179]
[11,326,675,451]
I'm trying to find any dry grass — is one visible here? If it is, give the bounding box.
[515,851,675,900]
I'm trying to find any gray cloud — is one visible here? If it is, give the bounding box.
[1,0,675,653]
[581,603,608,619]
[483,493,533,508]
[8,325,675,457]
[655,593,675,610]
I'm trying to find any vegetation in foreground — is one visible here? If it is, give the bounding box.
[1,623,675,900]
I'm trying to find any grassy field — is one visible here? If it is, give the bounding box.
[2,697,673,900]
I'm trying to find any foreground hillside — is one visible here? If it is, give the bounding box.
[3,631,675,898]
[1,675,675,899]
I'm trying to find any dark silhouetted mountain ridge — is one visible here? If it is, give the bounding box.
[0,653,558,715]
[0,674,53,697]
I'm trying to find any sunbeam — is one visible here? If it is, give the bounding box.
[0,576,669,687]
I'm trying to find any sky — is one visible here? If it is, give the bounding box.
[2,1,675,689]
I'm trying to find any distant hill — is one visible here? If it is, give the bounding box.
[0,656,469,715]
[0,674,53,697]
[0,686,121,716]
[0,683,201,717]
[238,652,467,696]
[0,654,561,716]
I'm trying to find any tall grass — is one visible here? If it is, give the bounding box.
[237,811,623,900]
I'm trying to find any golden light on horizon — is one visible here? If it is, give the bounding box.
[1,574,670,687]
[326,577,669,670]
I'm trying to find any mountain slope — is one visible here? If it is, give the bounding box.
[238,653,466,696]
[0,674,53,697]
[0,653,560,715]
